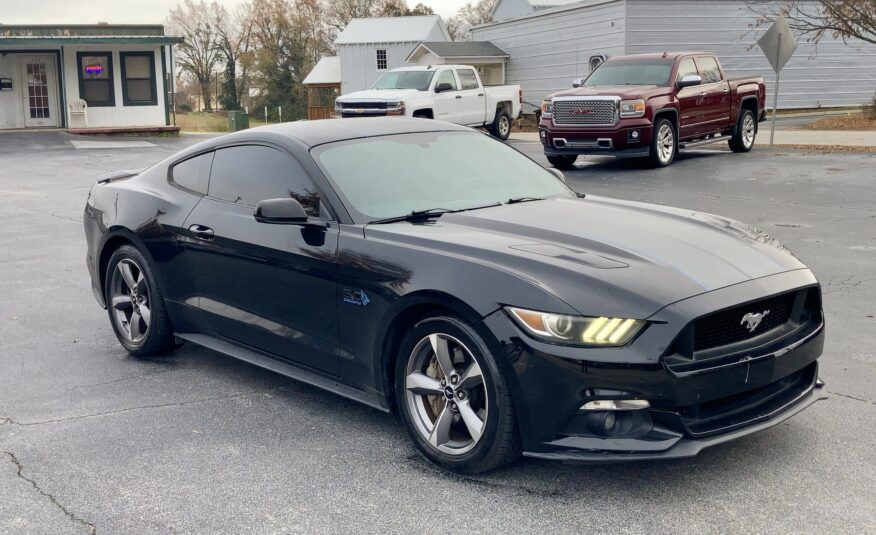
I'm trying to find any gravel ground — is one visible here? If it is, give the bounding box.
[0,130,873,534]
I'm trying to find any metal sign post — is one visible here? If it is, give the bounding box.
[758,15,798,147]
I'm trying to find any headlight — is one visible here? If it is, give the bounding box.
[507,307,646,346]
[540,100,553,118]
[619,99,646,118]
[386,100,406,116]
[334,100,342,115]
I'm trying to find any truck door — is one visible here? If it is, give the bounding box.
[432,69,461,122]
[694,56,731,135]
[454,68,486,126]
[675,57,707,138]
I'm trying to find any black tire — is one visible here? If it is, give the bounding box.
[729,108,756,153]
[395,316,521,474]
[104,245,178,358]
[489,110,512,141]
[547,154,578,170]
[648,117,676,168]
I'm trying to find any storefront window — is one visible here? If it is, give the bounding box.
[77,52,115,107]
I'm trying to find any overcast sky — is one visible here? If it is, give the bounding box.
[0,0,472,24]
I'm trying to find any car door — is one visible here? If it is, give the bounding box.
[432,69,460,122]
[675,57,707,139]
[694,56,731,134]
[183,144,340,376]
[454,68,486,126]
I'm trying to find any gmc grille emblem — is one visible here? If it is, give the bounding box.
[740,310,770,333]
[570,108,593,116]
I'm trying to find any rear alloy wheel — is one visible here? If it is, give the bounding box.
[648,118,676,167]
[396,316,520,473]
[729,109,756,152]
[490,110,512,141]
[547,154,578,170]
[105,245,177,357]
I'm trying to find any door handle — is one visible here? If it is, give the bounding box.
[699,91,707,96]
[478,93,484,97]
[455,95,463,99]
[188,224,214,240]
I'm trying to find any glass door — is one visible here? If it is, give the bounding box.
[20,56,59,128]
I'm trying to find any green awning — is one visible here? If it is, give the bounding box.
[0,36,183,46]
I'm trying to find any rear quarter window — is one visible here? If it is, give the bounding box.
[170,152,214,194]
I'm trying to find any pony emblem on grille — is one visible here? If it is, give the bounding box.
[740,310,770,332]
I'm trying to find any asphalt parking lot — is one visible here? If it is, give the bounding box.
[0,130,874,534]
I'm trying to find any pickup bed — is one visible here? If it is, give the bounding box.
[539,52,766,168]
[335,65,523,140]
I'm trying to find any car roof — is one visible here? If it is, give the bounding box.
[607,52,708,61]
[202,117,473,149]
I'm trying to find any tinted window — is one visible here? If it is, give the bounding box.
[696,56,722,84]
[676,58,698,83]
[456,69,479,90]
[435,69,458,90]
[208,145,321,217]
[314,132,573,221]
[585,60,673,86]
[171,152,213,194]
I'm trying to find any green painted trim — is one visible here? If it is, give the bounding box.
[76,51,116,107]
[119,51,158,106]
[0,37,183,45]
[160,46,169,125]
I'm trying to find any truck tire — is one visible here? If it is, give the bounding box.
[729,109,756,152]
[489,110,512,141]
[648,118,676,168]
[547,155,577,170]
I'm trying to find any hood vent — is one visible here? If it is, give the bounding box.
[509,243,628,269]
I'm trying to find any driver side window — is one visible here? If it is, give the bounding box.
[676,58,698,84]
[435,69,457,91]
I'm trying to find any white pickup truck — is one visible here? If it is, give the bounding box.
[334,65,522,140]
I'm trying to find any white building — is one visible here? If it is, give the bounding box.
[0,24,181,131]
[474,0,876,112]
[334,16,451,95]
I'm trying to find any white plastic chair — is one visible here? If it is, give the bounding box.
[68,98,88,128]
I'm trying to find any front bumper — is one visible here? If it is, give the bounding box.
[483,270,826,462]
[540,116,652,157]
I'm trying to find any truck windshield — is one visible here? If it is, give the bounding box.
[584,61,673,86]
[313,131,575,221]
[372,71,436,91]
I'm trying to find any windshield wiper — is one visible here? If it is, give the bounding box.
[506,196,544,204]
[369,203,501,225]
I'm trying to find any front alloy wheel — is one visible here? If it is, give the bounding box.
[404,333,488,455]
[395,316,520,474]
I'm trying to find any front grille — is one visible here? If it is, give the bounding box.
[693,291,797,352]
[552,99,617,126]
[340,101,387,110]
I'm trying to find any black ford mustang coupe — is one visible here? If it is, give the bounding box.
[84,118,825,473]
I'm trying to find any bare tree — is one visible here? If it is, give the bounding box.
[748,0,875,45]
[167,0,222,111]
[446,0,495,41]
[211,2,252,110]
[323,0,378,32]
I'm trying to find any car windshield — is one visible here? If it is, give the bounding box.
[584,60,673,86]
[313,132,575,221]
[372,70,436,91]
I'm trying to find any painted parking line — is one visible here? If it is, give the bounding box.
[70,140,156,149]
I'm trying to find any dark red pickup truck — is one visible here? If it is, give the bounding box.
[539,52,766,168]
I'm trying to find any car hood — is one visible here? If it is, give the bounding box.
[337,89,423,101]
[548,85,663,101]
[364,196,806,319]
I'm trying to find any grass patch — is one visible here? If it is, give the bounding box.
[805,112,876,131]
[175,112,230,133]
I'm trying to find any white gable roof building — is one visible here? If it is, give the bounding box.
[335,15,450,94]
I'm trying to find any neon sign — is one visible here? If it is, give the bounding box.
[85,64,104,75]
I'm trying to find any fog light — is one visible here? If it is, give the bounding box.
[627,129,641,143]
[539,129,548,144]
[581,399,650,411]
[631,130,639,139]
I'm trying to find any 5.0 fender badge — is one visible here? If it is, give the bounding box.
[343,289,370,306]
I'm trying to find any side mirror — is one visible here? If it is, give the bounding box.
[571,78,584,88]
[254,198,326,228]
[547,168,566,182]
[435,82,453,93]
[677,74,702,88]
